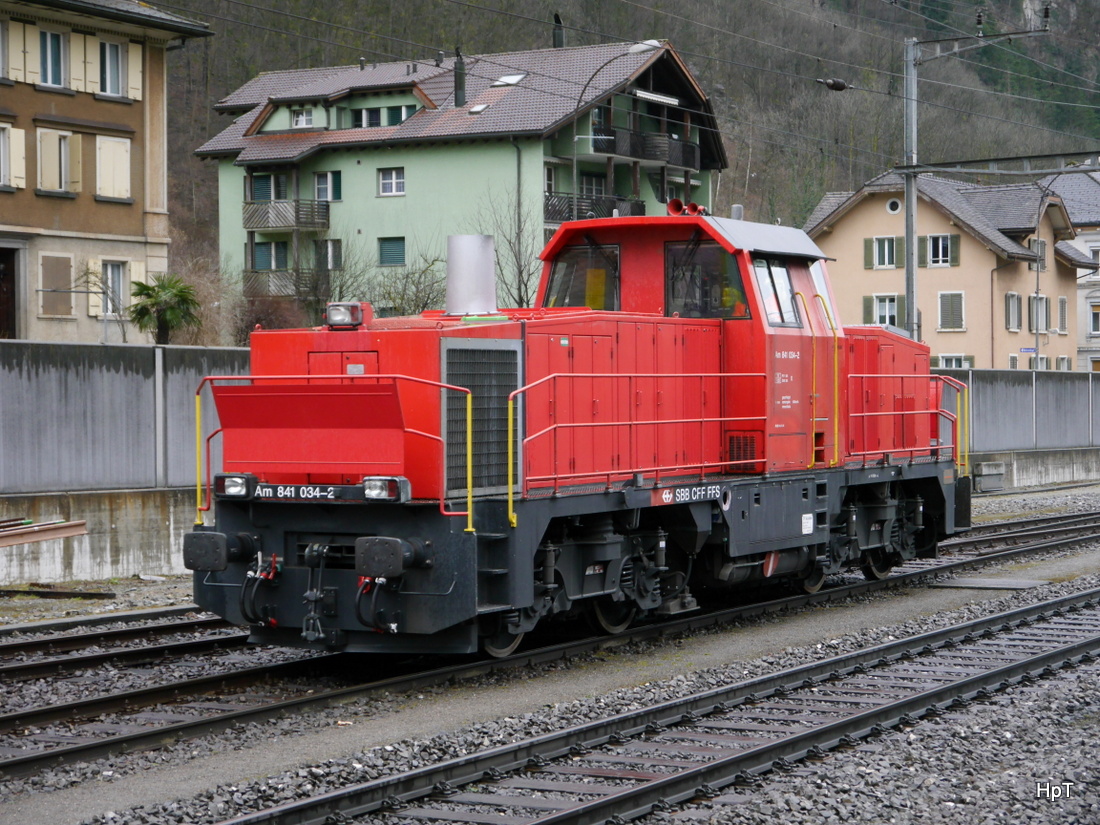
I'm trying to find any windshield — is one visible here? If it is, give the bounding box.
[543,244,620,310]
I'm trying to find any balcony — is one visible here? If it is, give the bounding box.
[544,192,646,223]
[643,134,701,171]
[590,126,646,160]
[243,268,333,299]
[242,199,330,231]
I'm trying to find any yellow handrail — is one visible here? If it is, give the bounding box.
[813,294,841,467]
[194,393,203,526]
[793,291,817,469]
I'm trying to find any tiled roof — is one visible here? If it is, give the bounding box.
[198,42,725,167]
[804,172,1064,261]
[1040,171,1100,227]
[1055,240,1098,269]
[23,0,210,37]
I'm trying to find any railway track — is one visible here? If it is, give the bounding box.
[203,586,1100,825]
[2,511,1098,783]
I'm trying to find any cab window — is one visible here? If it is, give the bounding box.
[666,240,750,319]
[543,244,620,310]
[752,257,801,326]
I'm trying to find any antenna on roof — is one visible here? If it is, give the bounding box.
[553,13,565,48]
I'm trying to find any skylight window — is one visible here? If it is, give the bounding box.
[469,104,489,114]
[492,73,526,87]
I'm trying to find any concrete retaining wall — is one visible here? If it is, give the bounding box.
[0,488,193,584]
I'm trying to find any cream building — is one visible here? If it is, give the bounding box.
[805,173,1093,370]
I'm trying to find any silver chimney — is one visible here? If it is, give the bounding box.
[445,235,497,316]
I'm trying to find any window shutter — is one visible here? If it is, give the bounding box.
[86,36,101,94]
[128,261,145,308]
[69,33,86,92]
[8,22,26,83]
[10,128,26,189]
[1059,296,1068,331]
[964,355,975,368]
[274,241,288,269]
[894,235,905,266]
[127,42,142,100]
[379,237,405,266]
[1005,293,1014,330]
[1027,295,1035,332]
[252,175,271,201]
[918,236,927,268]
[274,174,288,200]
[864,238,873,269]
[331,171,341,201]
[897,295,907,328]
[331,239,342,269]
[87,258,101,316]
[862,296,873,323]
[253,242,272,271]
[940,293,963,329]
[949,234,960,266]
[23,24,40,85]
[930,355,940,368]
[68,134,82,192]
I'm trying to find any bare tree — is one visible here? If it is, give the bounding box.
[366,253,446,316]
[465,188,544,308]
[76,259,129,343]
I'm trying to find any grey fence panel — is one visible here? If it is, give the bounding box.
[0,342,156,493]
[1035,372,1091,450]
[163,347,250,489]
[949,369,1036,453]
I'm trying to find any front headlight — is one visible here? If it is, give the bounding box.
[362,476,412,501]
[324,302,364,330]
[215,474,252,497]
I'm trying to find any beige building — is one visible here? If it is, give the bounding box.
[0,0,209,343]
[804,173,1093,370]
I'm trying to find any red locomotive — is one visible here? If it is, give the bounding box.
[185,210,971,656]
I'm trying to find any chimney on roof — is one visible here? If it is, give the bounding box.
[454,48,466,107]
[436,50,444,67]
[359,57,365,71]
[553,13,565,48]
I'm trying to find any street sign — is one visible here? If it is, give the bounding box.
[1020,347,1037,353]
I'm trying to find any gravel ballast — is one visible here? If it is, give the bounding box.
[2,485,1099,825]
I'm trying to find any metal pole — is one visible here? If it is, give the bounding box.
[904,38,919,341]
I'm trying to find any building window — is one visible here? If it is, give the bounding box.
[358,108,382,128]
[580,174,605,197]
[0,125,9,186]
[938,292,964,331]
[314,239,342,270]
[253,241,288,270]
[40,29,65,87]
[1005,292,1022,332]
[100,40,123,96]
[1056,355,1072,371]
[1028,238,1047,271]
[1028,355,1050,370]
[102,261,125,315]
[545,165,555,194]
[40,255,72,315]
[1091,304,1100,336]
[378,237,405,266]
[928,234,951,266]
[95,136,130,199]
[314,171,341,201]
[251,173,287,201]
[1008,353,1019,370]
[874,294,898,326]
[874,236,896,268]
[291,109,313,128]
[1028,294,1050,333]
[940,355,965,369]
[1058,295,1068,333]
[37,129,79,192]
[379,167,404,196]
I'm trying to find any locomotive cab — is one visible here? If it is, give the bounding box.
[186,214,969,656]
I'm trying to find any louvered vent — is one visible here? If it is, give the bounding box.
[445,347,519,493]
[728,432,761,473]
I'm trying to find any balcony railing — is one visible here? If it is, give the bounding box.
[643,134,701,170]
[590,127,646,160]
[242,199,330,231]
[243,268,334,299]
[544,192,646,223]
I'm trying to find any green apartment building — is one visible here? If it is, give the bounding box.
[197,40,726,314]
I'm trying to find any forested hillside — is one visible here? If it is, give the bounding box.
[159,0,1100,337]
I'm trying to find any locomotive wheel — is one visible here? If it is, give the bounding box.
[585,596,637,635]
[481,629,524,658]
[801,566,826,594]
[860,549,893,581]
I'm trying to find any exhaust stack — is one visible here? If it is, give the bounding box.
[445,235,497,316]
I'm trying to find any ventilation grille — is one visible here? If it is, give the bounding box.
[728,432,762,473]
[445,348,519,493]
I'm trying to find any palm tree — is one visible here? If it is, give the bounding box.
[129,274,202,345]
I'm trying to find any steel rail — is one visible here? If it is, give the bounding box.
[206,586,1100,825]
[0,616,229,658]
